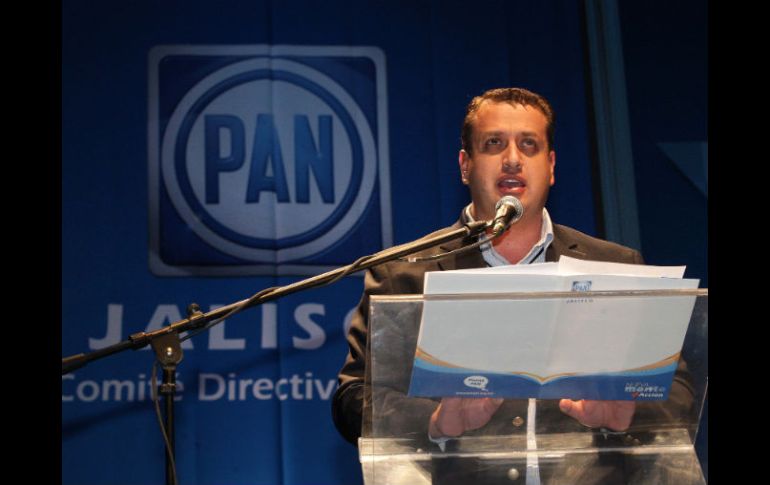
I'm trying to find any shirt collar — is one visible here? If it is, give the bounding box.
[463,203,554,266]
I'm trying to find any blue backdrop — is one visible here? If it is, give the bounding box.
[61,1,706,484]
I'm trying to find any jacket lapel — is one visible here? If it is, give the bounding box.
[546,224,589,262]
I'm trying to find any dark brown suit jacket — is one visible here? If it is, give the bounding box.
[332,218,693,448]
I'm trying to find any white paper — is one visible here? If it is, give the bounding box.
[409,257,699,399]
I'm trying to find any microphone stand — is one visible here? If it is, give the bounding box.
[61,219,492,485]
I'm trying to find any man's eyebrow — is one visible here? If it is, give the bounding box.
[476,130,542,138]
[476,130,505,138]
[517,131,542,138]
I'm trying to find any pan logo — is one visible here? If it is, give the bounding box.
[148,45,391,275]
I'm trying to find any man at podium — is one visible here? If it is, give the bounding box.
[332,88,695,479]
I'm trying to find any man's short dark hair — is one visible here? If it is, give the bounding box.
[461,87,555,154]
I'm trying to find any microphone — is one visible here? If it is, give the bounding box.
[491,196,524,235]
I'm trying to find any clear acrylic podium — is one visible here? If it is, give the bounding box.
[359,289,708,484]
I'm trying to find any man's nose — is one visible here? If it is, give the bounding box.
[502,145,522,172]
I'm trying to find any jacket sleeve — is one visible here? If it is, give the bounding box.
[331,264,389,444]
[331,260,443,448]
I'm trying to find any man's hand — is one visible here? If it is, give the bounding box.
[428,397,504,438]
[558,399,636,431]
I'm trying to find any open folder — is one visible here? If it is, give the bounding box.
[407,256,699,401]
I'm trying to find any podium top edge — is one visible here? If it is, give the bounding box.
[371,289,708,302]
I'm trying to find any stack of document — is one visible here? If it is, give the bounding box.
[407,256,699,400]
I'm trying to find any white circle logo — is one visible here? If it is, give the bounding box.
[161,58,377,263]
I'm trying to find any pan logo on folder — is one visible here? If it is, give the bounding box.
[571,280,592,291]
[407,256,699,401]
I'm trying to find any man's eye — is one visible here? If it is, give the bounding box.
[519,138,539,153]
[480,137,507,153]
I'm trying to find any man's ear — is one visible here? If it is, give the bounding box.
[548,150,556,186]
[459,149,471,184]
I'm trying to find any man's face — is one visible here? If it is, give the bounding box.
[459,101,555,222]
